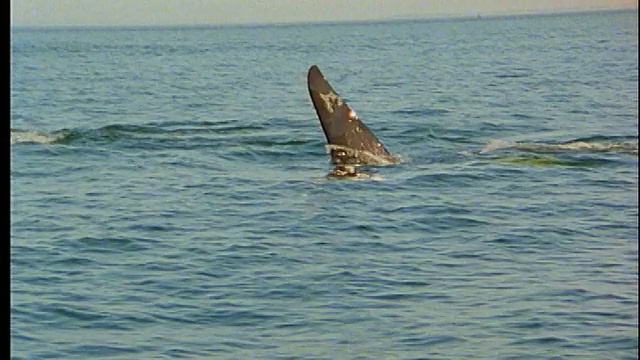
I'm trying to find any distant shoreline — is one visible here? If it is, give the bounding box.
[10,7,637,32]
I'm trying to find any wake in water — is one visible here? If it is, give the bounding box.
[477,136,638,156]
[457,135,638,167]
[10,129,72,145]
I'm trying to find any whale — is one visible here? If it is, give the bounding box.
[307,65,396,176]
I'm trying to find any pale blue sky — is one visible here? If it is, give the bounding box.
[11,0,638,27]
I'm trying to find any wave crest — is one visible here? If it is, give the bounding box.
[11,130,71,145]
[479,138,638,155]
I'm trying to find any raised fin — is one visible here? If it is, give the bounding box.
[307,65,395,165]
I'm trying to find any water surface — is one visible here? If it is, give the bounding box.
[11,9,638,359]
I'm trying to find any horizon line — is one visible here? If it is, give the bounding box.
[10,6,637,31]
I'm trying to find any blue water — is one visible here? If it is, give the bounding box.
[11,9,638,359]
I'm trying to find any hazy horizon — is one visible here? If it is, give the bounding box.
[10,0,638,28]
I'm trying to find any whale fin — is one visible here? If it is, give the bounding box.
[307,65,395,165]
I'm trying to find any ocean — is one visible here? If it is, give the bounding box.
[10,9,638,359]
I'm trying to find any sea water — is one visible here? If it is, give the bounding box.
[11,9,638,359]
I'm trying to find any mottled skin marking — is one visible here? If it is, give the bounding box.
[318,92,343,114]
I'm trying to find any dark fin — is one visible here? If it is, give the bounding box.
[307,65,395,165]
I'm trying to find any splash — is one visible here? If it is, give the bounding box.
[478,139,516,153]
[10,129,70,145]
[325,144,398,165]
[552,140,638,154]
[479,138,638,155]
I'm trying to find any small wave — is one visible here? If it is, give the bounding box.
[391,108,451,117]
[11,129,71,145]
[10,122,277,149]
[553,140,638,154]
[478,139,516,153]
[491,155,613,167]
[325,169,385,181]
[479,138,638,155]
[494,73,529,79]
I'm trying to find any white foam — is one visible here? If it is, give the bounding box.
[479,138,638,155]
[325,144,398,165]
[11,130,67,145]
[479,139,516,153]
[552,141,637,154]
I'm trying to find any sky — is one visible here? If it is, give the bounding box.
[10,0,638,27]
